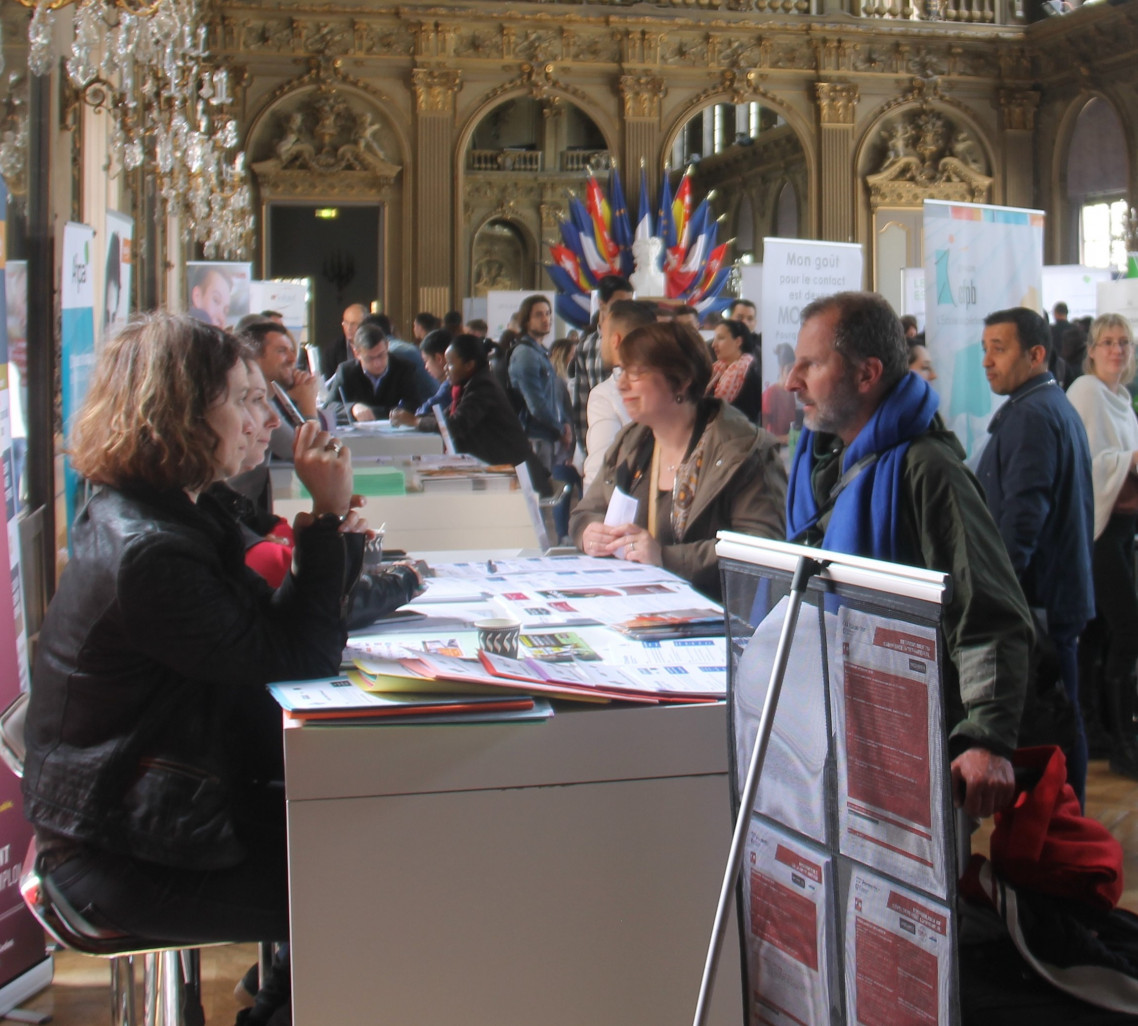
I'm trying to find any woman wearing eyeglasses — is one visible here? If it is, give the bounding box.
[569,321,786,600]
[1066,313,1138,777]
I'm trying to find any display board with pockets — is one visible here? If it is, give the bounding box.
[715,533,956,1026]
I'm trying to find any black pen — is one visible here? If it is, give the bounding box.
[486,559,497,574]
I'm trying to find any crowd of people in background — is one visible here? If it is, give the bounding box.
[259,286,1138,807]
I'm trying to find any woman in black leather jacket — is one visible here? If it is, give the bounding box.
[21,314,365,1021]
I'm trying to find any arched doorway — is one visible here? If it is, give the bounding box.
[461,96,610,299]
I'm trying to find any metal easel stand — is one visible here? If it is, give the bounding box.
[691,554,825,1026]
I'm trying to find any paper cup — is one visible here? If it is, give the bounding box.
[475,618,521,659]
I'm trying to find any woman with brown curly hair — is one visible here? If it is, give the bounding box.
[21,313,366,1025]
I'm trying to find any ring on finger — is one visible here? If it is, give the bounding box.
[324,439,344,456]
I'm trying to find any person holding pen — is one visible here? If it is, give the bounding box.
[322,320,433,422]
[21,313,367,1025]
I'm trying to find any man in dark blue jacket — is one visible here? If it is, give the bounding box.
[322,321,434,422]
[976,306,1095,804]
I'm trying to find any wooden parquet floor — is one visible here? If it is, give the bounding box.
[14,758,1138,1025]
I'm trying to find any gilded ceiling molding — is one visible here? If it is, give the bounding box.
[689,69,777,110]
[475,62,592,110]
[869,77,982,129]
[250,56,399,121]
[998,88,1039,132]
[814,37,858,75]
[815,82,859,126]
[619,74,666,120]
[411,68,462,113]
[621,30,663,66]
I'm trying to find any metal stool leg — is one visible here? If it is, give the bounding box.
[142,953,160,1026]
[178,950,204,1026]
[109,955,137,1026]
[158,950,184,1026]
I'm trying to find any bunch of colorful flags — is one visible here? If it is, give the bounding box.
[546,163,733,328]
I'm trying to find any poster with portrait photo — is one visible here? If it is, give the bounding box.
[186,261,252,331]
[102,211,134,347]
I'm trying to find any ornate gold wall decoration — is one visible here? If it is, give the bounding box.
[815,82,858,126]
[619,75,666,120]
[412,68,462,114]
[248,82,402,203]
[188,0,1138,323]
[999,88,1039,132]
[689,69,768,109]
[865,107,991,208]
[476,62,593,112]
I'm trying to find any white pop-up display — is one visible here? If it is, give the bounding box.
[698,533,958,1026]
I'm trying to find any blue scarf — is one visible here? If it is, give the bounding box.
[786,372,940,562]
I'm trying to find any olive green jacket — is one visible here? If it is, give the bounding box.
[804,418,1032,757]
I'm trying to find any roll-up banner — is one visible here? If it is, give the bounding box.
[61,222,97,540]
[0,178,54,1015]
[922,200,1044,459]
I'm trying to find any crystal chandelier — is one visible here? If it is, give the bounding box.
[21,0,253,259]
[0,75,29,206]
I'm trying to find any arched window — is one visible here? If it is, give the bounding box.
[1068,99,1130,272]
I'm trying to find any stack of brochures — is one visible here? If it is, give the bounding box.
[612,607,726,640]
[267,555,731,720]
[268,676,553,725]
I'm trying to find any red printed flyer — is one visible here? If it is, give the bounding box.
[829,606,949,898]
[742,822,834,1026]
[844,868,953,1026]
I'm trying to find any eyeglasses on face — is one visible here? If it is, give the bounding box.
[612,365,648,383]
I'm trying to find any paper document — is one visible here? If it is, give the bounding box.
[489,581,716,629]
[830,606,949,898]
[734,596,829,845]
[743,822,835,1026]
[604,486,638,558]
[844,868,953,1026]
[428,555,675,586]
[406,653,614,704]
[478,649,720,700]
[603,486,638,527]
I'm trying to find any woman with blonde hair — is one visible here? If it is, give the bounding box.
[1067,313,1138,777]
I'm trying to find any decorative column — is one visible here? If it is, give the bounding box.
[619,74,665,209]
[998,89,1039,211]
[814,81,858,242]
[411,67,461,315]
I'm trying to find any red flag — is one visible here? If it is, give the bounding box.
[585,174,619,269]
[550,244,590,291]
